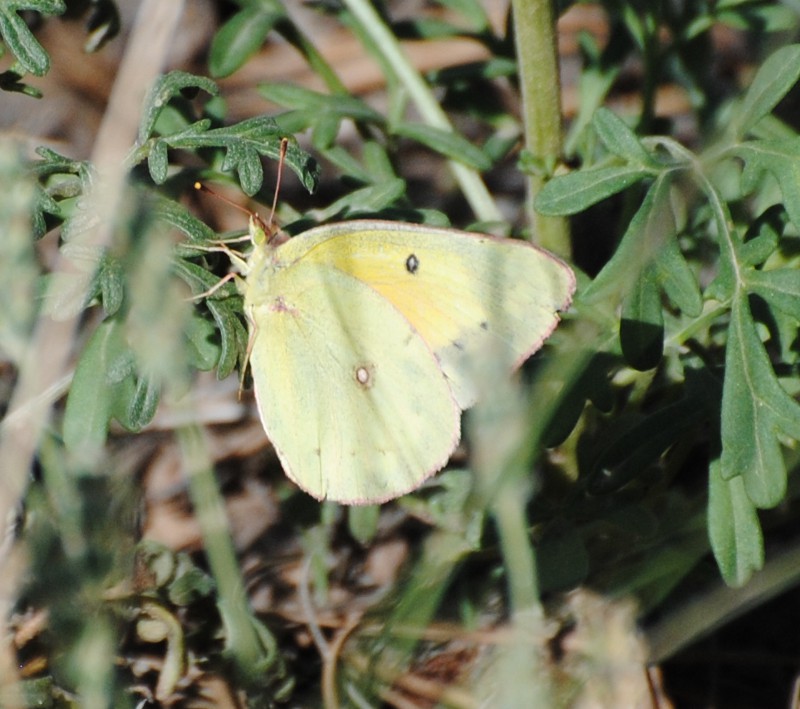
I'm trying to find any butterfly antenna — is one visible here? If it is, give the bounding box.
[267,137,288,239]
[193,181,255,218]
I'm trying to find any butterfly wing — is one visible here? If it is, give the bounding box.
[246,258,460,504]
[294,221,576,408]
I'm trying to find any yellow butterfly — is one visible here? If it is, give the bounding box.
[231,212,575,505]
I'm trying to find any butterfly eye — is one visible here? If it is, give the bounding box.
[405,254,420,274]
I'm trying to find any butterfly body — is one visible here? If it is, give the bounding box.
[241,220,575,504]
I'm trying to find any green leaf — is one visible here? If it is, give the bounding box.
[138,71,219,143]
[160,116,320,194]
[592,107,653,165]
[620,267,664,370]
[431,0,489,31]
[63,318,133,452]
[207,298,247,381]
[347,505,380,545]
[747,268,800,321]
[392,122,492,170]
[720,297,800,507]
[587,394,708,494]
[97,253,124,316]
[321,145,373,183]
[739,204,785,267]
[654,235,703,317]
[733,45,800,137]
[310,114,341,151]
[582,173,676,302]
[153,196,217,244]
[184,312,221,372]
[314,178,407,220]
[260,83,383,124]
[172,259,239,300]
[543,352,618,446]
[535,165,651,216]
[209,6,284,78]
[708,459,764,587]
[223,143,264,196]
[735,139,800,229]
[363,140,397,181]
[147,139,169,184]
[0,1,66,77]
[718,6,799,33]
[118,373,160,431]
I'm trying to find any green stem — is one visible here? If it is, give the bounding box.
[492,485,541,611]
[511,0,570,256]
[178,425,275,679]
[341,0,502,223]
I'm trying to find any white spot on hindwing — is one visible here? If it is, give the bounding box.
[354,363,375,389]
[405,254,419,274]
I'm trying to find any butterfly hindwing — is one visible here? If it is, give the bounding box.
[246,258,460,504]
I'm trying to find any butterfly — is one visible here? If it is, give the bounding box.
[227,210,575,505]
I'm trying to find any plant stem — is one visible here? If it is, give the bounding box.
[511,0,571,256]
[178,425,279,680]
[342,0,502,223]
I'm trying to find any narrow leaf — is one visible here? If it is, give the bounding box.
[207,299,246,380]
[120,374,160,431]
[0,6,56,76]
[734,44,800,137]
[593,107,653,165]
[209,7,283,78]
[393,123,492,171]
[535,165,650,216]
[620,267,664,370]
[63,318,130,452]
[147,139,169,184]
[654,235,703,317]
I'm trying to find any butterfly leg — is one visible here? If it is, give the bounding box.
[187,271,245,301]
[239,305,258,400]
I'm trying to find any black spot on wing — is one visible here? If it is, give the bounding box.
[405,254,419,274]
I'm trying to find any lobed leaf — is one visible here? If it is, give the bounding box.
[708,459,764,587]
[720,297,800,507]
[736,139,800,229]
[0,0,66,77]
[138,71,219,144]
[747,268,800,321]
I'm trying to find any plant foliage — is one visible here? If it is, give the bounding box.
[4,0,800,705]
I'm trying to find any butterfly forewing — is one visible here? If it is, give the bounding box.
[297,221,576,408]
